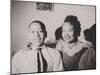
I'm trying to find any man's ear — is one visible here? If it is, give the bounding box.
[44,31,47,38]
[27,42,32,49]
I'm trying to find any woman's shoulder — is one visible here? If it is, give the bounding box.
[79,41,95,58]
[82,41,93,49]
[46,46,61,57]
[77,40,93,48]
[79,41,96,68]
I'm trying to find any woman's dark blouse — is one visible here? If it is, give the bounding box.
[56,40,96,71]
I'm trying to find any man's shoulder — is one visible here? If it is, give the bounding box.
[12,48,30,60]
[46,47,60,56]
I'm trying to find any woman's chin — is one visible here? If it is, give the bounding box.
[64,40,73,43]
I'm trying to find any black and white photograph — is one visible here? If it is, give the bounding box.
[11,0,96,74]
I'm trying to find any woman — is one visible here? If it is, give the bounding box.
[55,15,96,71]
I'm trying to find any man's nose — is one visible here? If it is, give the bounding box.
[36,32,40,37]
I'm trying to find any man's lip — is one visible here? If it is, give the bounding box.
[34,38,41,40]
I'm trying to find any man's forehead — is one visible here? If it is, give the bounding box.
[32,22,40,25]
[28,22,43,32]
[30,22,42,29]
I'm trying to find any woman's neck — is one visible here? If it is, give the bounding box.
[65,41,78,49]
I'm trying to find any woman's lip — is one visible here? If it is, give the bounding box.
[64,35,71,39]
[67,36,71,39]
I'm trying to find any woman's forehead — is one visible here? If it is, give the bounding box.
[62,22,73,29]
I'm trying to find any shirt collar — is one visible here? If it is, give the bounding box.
[31,44,45,51]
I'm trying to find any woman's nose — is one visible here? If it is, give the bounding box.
[65,33,69,36]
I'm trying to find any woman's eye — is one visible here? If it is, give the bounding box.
[62,30,66,32]
[69,30,73,32]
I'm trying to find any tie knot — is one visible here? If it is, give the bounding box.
[37,48,42,51]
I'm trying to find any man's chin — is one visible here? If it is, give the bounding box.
[34,42,44,47]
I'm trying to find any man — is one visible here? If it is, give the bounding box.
[12,20,63,74]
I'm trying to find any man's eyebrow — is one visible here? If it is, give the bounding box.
[31,30,35,32]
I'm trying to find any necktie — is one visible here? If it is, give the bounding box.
[37,48,48,72]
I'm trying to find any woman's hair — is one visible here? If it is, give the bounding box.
[28,20,47,38]
[55,15,81,41]
[55,27,62,40]
[64,15,81,37]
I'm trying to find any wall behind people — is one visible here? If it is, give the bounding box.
[11,1,95,53]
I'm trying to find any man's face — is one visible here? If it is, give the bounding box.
[29,22,45,47]
[62,22,74,43]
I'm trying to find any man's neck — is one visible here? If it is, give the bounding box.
[32,44,44,50]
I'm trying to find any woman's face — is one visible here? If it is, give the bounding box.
[62,22,74,43]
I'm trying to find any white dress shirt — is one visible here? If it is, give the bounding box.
[12,45,63,74]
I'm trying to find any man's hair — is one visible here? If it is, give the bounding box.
[28,20,47,38]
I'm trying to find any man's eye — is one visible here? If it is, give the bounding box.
[32,31,35,33]
[40,31,43,33]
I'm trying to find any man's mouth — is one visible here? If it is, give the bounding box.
[35,37,42,41]
[35,38,41,40]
